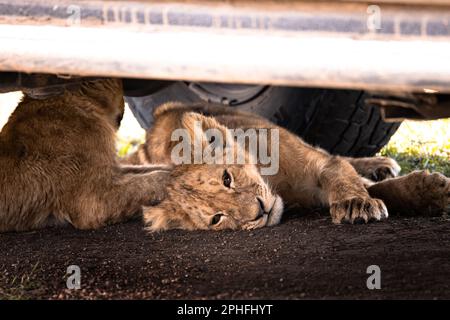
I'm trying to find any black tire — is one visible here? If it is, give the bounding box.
[270,88,402,157]
[125,82,401,157]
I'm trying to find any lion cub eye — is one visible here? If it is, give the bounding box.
[223,170,232,188]
[211,214,223,225]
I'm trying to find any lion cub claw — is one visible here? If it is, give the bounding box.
[331,197,388,224]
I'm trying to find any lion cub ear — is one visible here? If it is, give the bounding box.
[181,112,233,148]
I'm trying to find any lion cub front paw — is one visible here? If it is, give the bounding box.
[359,157,401,182]
[144,171,171,205]
[330,197,388,224]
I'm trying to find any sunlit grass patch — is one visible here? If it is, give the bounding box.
[380,119,450,175]
[116,135,145,158]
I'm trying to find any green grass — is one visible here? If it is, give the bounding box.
[116,135,144,158]
[0,262,43,300]
[380,119,450,176]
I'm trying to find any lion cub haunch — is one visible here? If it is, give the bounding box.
[0,79,170,232]
[126,102,450,232]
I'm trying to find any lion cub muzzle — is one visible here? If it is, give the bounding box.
[242,195,284,230]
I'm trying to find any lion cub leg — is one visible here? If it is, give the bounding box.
[317,156,388,224]
[345,156,401,181]
[67,166,170,229]
[367,170,450,216]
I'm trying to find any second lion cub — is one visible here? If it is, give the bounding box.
[124,102,450,231]
[0,79,170,232]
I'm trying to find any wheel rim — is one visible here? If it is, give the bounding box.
[186,82,268,106]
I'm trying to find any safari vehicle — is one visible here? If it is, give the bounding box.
[1,0,450,156]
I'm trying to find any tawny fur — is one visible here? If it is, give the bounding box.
[124,102,450,231]
[0,79,170,232]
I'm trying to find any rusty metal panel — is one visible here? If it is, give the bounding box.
[1,0,450,39]
[1,0,450,92]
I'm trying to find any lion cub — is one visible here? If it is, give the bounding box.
[124,102,450,231]
[0,79,170,232]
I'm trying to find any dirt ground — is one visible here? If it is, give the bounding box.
[1,211,450,300]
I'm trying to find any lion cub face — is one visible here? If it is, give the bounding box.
[144,164,283,231]
[143,111,284,231]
